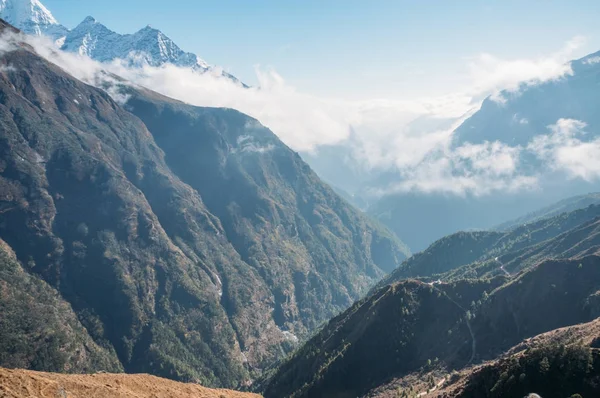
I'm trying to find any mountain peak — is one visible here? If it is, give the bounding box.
[0,0,67,40]
[81,15,96,24]
[0,0,57,26]
[136,24,160,35]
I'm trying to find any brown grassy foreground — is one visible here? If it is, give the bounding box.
[0,368,262,398]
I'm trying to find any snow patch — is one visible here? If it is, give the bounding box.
[0,64,17,72]
[584,56,600,65]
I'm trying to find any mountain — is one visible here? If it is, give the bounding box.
[62,16,205,69]
[379,203,600,285]
[363,48,600,252]
[0,0,67,42]
[0,367,261,398]
[1,0,243,83]
[453,51,600,147]
[60,16,243,84]
[367,191,588,253]
[443,318,600,398]
[263,255,600,397]
[0,20,408,387]
[263,200,600,397]
[0,239,122,374]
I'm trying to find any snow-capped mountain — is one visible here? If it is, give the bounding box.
[0,0,67,42]
[62,16,211,71]
[1,0,243,84]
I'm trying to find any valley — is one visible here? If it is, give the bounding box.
[1,1,600,397]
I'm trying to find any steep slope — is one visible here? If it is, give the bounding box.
[444,319,600,398]
[0,41,253,386]
[123,87,409,336]
[264,256,600,398]
[370,318,600,397]
[0,368,261,398]
[263,280,476,398]
[0,23,407,386]
[0,239,122,374]
[0,0,67,42]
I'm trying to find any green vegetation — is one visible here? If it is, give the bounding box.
[0,37,408,388]
[0,241,122,373]
[264,256,600,397]
[459,343,599,397]
[379,203,600,286]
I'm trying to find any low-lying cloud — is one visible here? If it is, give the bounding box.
[529,119,600,181]
[468,36,585,102]
[6,31,596,197]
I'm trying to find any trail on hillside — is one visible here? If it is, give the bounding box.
[495,257,511,276]
[431,285,477,365]
[416,377,447,397]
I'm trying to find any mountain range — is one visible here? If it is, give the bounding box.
[0,0,242,83]
[0,17,407,388]
[264,200,600,397]
[1,1,600,397]
[367,47,600,252]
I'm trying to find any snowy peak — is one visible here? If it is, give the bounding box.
[62,17,213,71]
[1,0,245,85]
[81,15,96,24]
[0,0,57,27]
[0,0,67,40]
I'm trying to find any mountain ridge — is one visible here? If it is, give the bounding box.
[0,0,67,42]
[0,20,408,388]
[0,0,243,84]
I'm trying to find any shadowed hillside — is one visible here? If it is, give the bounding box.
[264,256,600,397]
[0,22,408,387]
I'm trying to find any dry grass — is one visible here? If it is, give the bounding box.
[0,368,262,398]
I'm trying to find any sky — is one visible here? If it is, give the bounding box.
[43,0,600,100]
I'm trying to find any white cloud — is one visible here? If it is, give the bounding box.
[234,135,275,154]
[468,36,585,102]
[5,31,593,198]
[529,119,600,180]
[373,136,536,197]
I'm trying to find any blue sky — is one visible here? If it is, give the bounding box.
[43,0,600,99]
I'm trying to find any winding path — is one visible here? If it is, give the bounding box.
[431,285,477,365]
[495,257,511,277]
[416,377,447,397]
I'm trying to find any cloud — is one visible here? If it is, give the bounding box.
[234,135,275,154]
[373,134,536,197]
[467,36,585,102]
[6,31,593,198]
[529,119,600,180]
